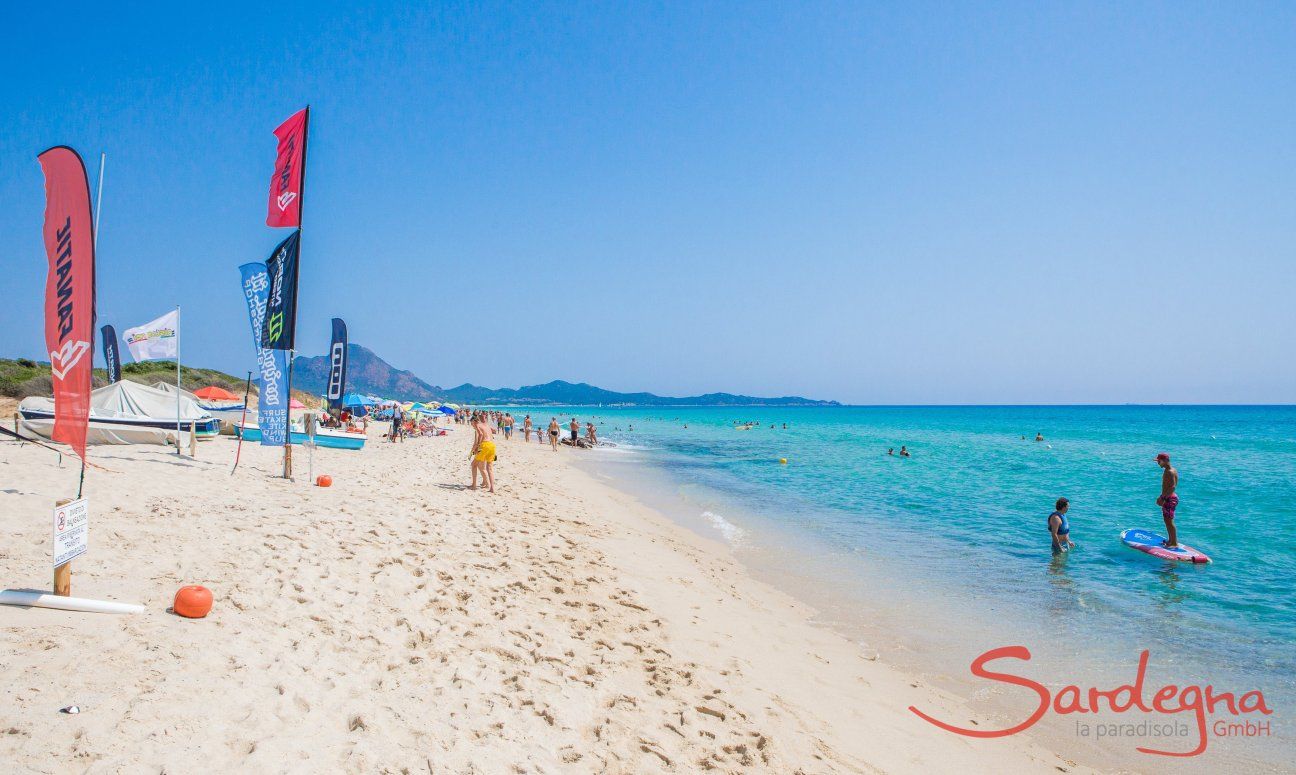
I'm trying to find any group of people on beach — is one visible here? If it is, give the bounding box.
[466,410,604,493]
[1050,452,1180,555]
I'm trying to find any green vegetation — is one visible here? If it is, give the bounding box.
[0,358,53,398]
[119,361,253,394]
[1,359,255,399]
[0,358,329,407]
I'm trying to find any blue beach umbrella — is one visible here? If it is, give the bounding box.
[342,393,377,407]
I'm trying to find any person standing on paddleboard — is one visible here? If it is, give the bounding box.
[1156,453,1179,548]
[1049,497,1074,555]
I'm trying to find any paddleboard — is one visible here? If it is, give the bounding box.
[1120,529,1211,564]
[0,589,144,614]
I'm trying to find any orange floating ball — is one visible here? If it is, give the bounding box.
[173,585,213,619]
[316,475,332,487]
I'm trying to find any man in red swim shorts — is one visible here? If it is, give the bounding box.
[1155,453,1179,548]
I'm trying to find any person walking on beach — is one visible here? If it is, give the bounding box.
[548,417,561,451]
[523,414,532,442]
[503,412,514,441]
[569,417,579,444]
[470,412,496,492]
[1049,497,1074,555]
[390,405,404,443]
[1155,453,1179,547]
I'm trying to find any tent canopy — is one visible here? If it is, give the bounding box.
[55,380,212,421]
[151,381,200,403]
[194,385,238,401]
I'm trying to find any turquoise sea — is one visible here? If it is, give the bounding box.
[512,404,1294,762]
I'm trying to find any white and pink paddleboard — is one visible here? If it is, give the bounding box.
[1121,528,1211,564]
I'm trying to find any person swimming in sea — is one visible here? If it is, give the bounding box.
[1035,432,1045,442]
[886,447,894,456]
[899,446,910,457]
[1049,497,1074,555]
[1155,453,1179,547]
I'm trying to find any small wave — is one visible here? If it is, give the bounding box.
[592,444,638,455]
[601,441,655,453]
[702,510,746,545]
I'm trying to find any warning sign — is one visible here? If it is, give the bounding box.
[53,498,88,567]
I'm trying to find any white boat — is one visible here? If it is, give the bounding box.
[19,381,221,446]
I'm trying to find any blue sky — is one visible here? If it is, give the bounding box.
[2,2,1292,404]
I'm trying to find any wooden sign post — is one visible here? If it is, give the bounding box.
[53,497,71,595]
[52,497,88,597]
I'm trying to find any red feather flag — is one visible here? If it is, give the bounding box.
[37,146,96,463]
[266,108,308,227]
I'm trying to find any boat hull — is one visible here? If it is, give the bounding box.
[18,416,207,446]
[234,423,366,450]
[19,407,221,440]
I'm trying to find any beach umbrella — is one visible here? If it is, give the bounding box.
[194,385,238,401]
[438,405,456,415]
[289,398,306,409]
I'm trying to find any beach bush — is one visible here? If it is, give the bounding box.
[0,359,47,397]
[0,358,255,399]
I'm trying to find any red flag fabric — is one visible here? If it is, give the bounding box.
[266,108,308,227]
[37,146,96,462]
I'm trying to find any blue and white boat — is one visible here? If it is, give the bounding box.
[234,421,367,450]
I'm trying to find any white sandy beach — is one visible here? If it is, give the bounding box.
[0,425,1096,773]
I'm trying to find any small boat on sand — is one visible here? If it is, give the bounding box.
[234,422,367,450]
[19,381,221,445]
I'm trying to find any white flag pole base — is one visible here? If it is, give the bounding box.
[0,589,143,615]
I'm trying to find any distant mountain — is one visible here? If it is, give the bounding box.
[291,344,443,401]
[292,345,838,406]
[440,380,838,407]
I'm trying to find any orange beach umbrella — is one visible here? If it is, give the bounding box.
[194,386,238,401]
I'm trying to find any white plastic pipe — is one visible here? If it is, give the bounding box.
[0,589,143,615]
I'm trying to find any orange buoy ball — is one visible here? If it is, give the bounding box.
[173,585,213,618]
[316,475,332,487]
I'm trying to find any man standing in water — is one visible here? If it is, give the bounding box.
[1048,497,1074,555]
[1155,453,1179,547]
